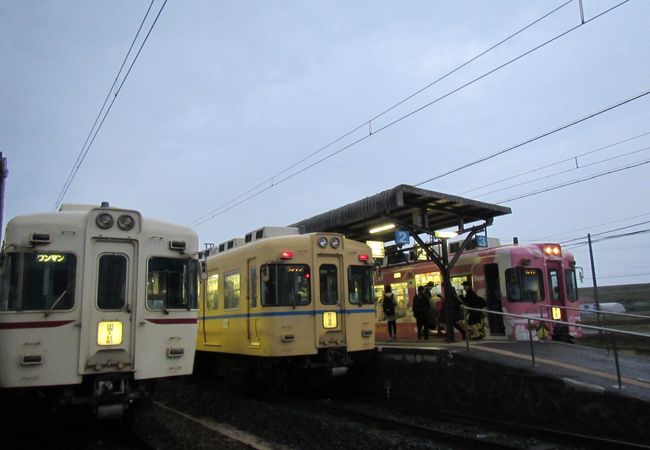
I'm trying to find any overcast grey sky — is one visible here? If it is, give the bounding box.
[1,0,649,287]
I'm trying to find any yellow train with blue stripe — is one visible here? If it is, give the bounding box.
[195,227,376,384]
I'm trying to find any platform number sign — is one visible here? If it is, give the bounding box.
[395,230,410,245]
[476,235,488,248]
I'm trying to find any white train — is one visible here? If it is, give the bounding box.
[0,203,199,418]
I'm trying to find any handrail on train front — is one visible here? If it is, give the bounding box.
[460,305,650,389]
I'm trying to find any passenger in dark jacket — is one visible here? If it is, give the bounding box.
[461,281,487,339]
[382,285,397,340]
[412,286,431,339]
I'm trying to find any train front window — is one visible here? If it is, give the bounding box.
[0,252,76,312]
[147,257,197,310]
[565,269,579,302]
[505,268,544,302]
[319,264,338,305]
[261,264,311,307]
[348,266,374,305]
[97,254,127,310]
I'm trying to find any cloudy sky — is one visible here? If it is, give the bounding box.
[1,0,648,287]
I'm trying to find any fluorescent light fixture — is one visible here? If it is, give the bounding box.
[369,223,395,234]
[434,230,458,238]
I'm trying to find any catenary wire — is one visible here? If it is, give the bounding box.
[460,131,650,196]
[521,211,650,241]
[187,0,582,227]
[473,145,650,198]
[494,158,650,204]
[52,0,168,211]
[191,1,634,228]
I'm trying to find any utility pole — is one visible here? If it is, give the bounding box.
[587,233,604,332]
[0,153,7,244]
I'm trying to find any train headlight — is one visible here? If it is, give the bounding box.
[96,213,114,229]
[318,237,328,248]
[544,245,561,256]
[117,214,135,231]
[330,237,340,249]
[97,321,123,346]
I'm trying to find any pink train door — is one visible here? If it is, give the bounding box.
[546,261,573,341]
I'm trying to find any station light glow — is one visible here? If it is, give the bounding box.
[369,223,395,234]
[434,230,458,238]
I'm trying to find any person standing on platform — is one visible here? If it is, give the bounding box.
[445,287,467,342]
[461,281,487,340]
[382,285,397,340]
[412,286,430,339]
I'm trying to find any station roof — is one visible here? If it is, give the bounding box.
[289,184,511,243]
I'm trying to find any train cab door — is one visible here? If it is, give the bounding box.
[484,264,505,334]
[547,262,565,321]
[202,270,221,347]
[316,255,346,346]
[246,258,260,348]
[80,240,137,375]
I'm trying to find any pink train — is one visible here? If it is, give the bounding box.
[374,239,581,341]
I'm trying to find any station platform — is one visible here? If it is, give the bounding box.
[362,336,650,444]
[376,336,650,402]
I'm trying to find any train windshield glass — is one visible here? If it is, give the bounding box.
[505,268,544,302]
[565,269,578,302]
[348,266,374,305]
[261,264,311,307]
[147,257,197,310]
[0,252,76,312]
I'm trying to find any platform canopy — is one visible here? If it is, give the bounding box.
[289,184,511,243]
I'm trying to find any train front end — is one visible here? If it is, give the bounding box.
[0,204,198,417]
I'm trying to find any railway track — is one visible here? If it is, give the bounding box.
[134,377,650,449]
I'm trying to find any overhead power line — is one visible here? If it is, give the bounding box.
[495,158,650,203]
[460,130,650,196]
[189,0,631,228]
[53,0,168,211]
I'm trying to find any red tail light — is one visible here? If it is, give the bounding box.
[280,251,293,260]
[358,254,369,262]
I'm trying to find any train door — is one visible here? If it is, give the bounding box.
[317,255,346,345]
[247,258,260,347]
[202,270,221,346]
[547,261,565,320]
[484,263,505,334]
[80,240,136,374]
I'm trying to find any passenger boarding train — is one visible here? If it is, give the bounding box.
[0,203,199,418]
[196,226,376,387]
[375,238,580,341]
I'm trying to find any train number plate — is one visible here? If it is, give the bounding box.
[97,321,123,346]
[323,311,338,329]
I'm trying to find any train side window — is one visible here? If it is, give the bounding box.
[147,257,197,310]
[348,266,374,305]
[320,264,338,305]
[224,271,241,310]
[97,254,127,310]
[206,273,219,310]
[564,269,579,302]
[505,268,544,302]
[548,269,561,301]
[3,252,76,312]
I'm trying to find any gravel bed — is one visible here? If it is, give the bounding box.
[135,377,465,450]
